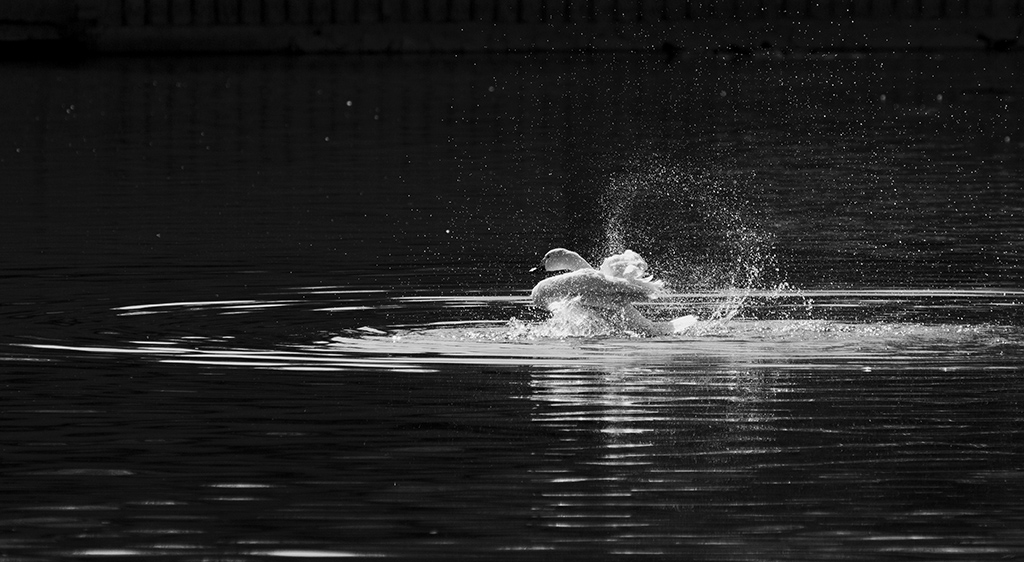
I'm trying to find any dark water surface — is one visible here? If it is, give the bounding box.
[2,52,1024,559]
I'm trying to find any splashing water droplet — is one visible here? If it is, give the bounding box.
[600,162,776,293]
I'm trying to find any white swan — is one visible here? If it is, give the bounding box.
[530,248,697,336]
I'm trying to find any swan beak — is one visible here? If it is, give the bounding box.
[529,266,540,273]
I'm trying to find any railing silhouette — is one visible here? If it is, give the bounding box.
[93,0,1022,26]
[3,0,1023,51]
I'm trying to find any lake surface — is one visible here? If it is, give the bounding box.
[2,51,1024,559]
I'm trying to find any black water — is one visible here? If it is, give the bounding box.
[2,52,1024,560]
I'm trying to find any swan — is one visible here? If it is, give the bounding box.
[530,248,698,336]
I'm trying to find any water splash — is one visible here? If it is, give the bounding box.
[507,298,650,339]
[594,160,781,325]
[601,162,776,294]
[683,282,817,325]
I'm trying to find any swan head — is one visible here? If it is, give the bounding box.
[532,248,594,273]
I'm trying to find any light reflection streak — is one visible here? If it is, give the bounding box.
[14,287,1021,378]
[115,299,262,310]
[19,311,1021,381]
[524,364,786,542]
[252,550,385,557]
[71,548,384,558]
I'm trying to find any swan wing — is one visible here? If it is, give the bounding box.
[599,250,665,296]
[531,269,648,309]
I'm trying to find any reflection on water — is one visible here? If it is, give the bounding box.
[527,368,1024,558]
[2,52,1024,558]
[10,286,1024,558]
